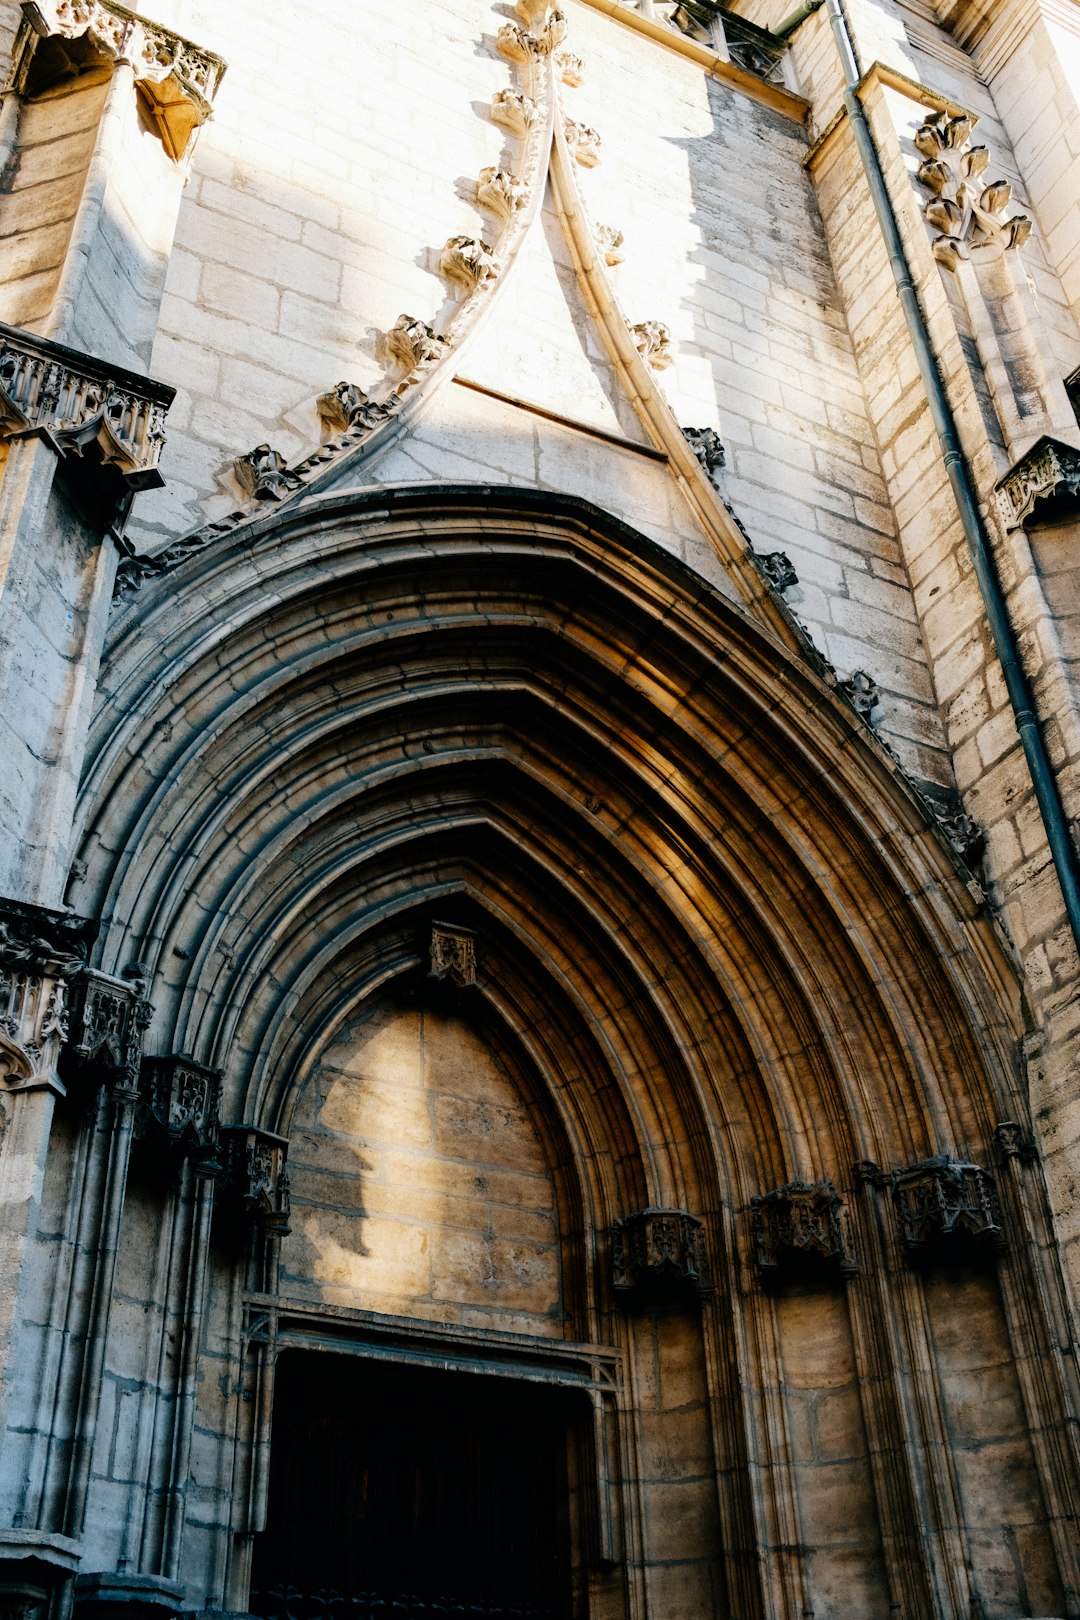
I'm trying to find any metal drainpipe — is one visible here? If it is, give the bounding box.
[823,0,1080,957]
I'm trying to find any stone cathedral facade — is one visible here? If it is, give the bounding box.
[0,0,1079,1613]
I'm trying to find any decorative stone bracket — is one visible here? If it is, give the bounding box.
[892,1155,1004,1258]
[914,112,1031,270]
[14,0,227,160]
[139,1053,222,1173]
[0,896,94,1090]
[62,967,152,1090]
[996,435,1080,529]
[612,1207,706,1297]
[219,1125,291,1237]
[0,322,174,499]
[751,1179,857,1282]
[429,922,477,987]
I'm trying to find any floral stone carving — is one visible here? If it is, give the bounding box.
[385,315,449,374]
[755,551,798,592]
[751,1180,856,1280]
[139,1054,222,1171]
[564,119,601,167]
[996,435,1080,529]
[476,167,527,222]
[613,1208,705,1296]
[630,320,673,370]
[233,445,300,502]
[490,88,536,137]
[439,236,498,293]
[430,923,477,987]
[914,112,1031,270]
[595,225,624,266]
[556,49,584,85]
[682,425,725,481]
[840,669,880,721]
[316,381,385,436]
[892,1155,1005,1258]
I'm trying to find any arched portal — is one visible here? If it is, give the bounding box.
[48,484,1078,1620]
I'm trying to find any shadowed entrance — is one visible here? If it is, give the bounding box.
[250,1353,575,1617]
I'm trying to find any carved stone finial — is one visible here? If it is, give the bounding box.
[892,1155,1004,1259]
[595,224,624,266]
[233,444,299,502]
[220,1126,291,1236]
[682,425,725,481]
[755,550,798,593]
[491,88,536,137]
[439,235,498,293]
[995,435,1080,529]
[139,1055,222,1172]
[914,112,1031,270]
[475,167,527,222]
[630,320,673,370]
[556,49,584,85]
[613,1207,705,1296]
[840,669,881,723]
[316,381,379,436]
[751,1180,856,1281]
[385,314,449,374]
[430,923,477,987]
[564,118,601,167]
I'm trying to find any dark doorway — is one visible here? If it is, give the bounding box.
[250,1351,575,1619]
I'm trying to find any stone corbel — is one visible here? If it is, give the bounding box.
[612,1207,706,1298]
[995,436,1080,529]
[16,0,226,160]
[138,1054,222,1173]
[0,897,94,1092]
[0,322,173,503]
[891,1155,1005,1260]
[62,967,152,1092]
[750,1179,857,1282]
[219,1125,291,1237]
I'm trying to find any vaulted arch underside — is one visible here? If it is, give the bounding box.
[64,485,1080,1620]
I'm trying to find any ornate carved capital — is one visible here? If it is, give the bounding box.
[0,322,173,496]
[892,1155,1004,1258]
[17,1,226,158]
[429,923,477,987]
[139,1054,222,1172]
[751,1180,856,1281]
[613,1208,705,1296]
[219,1126,290,1236]
[995,435,1080,529]
[63,968,152,1090]
[630,320,673,370]
[914,112,1031,269]
[0,897,94,1089]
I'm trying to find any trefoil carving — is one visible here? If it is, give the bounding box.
[995,435,1080,529]
[220,1126,291,1237]
[439,236,498,293]
[564,118,601,167]
[630,320,673,370]
[892,1155,1005,1259]
[682,425,725,482]
[385,314,449,374]
[475,167,526,222]
[430,923,477,987]
[139,1054,223,1172]
[491,88,536,137]
[914,112,1031,270]
[751,1180,856,1282]
[233,445,301,503]
[613,1207,705,1297]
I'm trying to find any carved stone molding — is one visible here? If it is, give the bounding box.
[491,87,535,137]
[682,425,725,482]
[613,1207,705,1296]
[995,435,1080,529]
[840,668,880,722]
[17,0,227,159]
[892,1155,1005,1258]
[751,1180,856,1281]
[233,444,301,503]
[630,320,672,370]
[595,224,624,265]
[0,897,94,1089]
[0,321,173,495]
[219,1125,291,1237]
[385,314,449,374]
[914,112,1031,269]
[139,1054,222,1171]
[475,166,526,222]
[564,118,601,167]
[556,49,583,84]
[429,922,477,987]
[439,235,498,293]
[63,967,152,1089]
[315,381,385,436]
